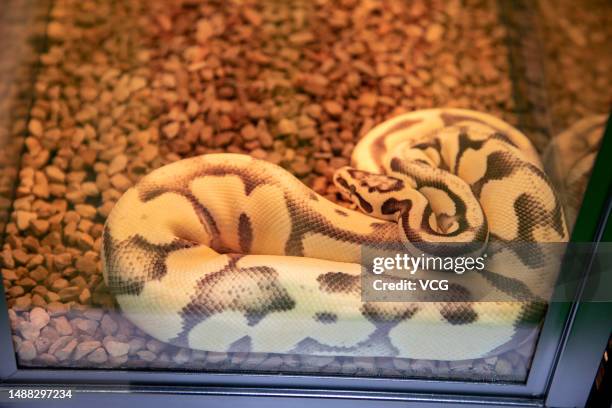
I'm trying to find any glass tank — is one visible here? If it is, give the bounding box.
[0,0,610,385]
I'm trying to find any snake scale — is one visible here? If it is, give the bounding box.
[102,108,569,361]
[543,114,608,228]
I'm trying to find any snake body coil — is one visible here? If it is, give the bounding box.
[102,108,568,361]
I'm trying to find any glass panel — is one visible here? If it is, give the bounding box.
[536,0,611,229]
[1,0,609,384]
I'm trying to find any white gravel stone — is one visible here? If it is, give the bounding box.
[29,307,50,329]
[104,339,130,357]
[74,340,101,360]
[17,340,37,361]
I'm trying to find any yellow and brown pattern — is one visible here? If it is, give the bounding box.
[102,108,568,361]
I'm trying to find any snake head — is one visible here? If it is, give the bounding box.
[333,167,407,220]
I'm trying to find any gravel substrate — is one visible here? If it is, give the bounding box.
[2,0,590,382]
[536,0,612,134]
[0,0,48,247]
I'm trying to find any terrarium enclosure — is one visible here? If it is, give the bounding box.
[0,0,610,386]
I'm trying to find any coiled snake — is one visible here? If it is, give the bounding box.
[102,108,568,361]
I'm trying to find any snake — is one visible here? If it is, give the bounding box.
[543,114,608,229]
[101,108,569,361]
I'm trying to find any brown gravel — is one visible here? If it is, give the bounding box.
[537,0,612,133]
[5,0,602,383]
